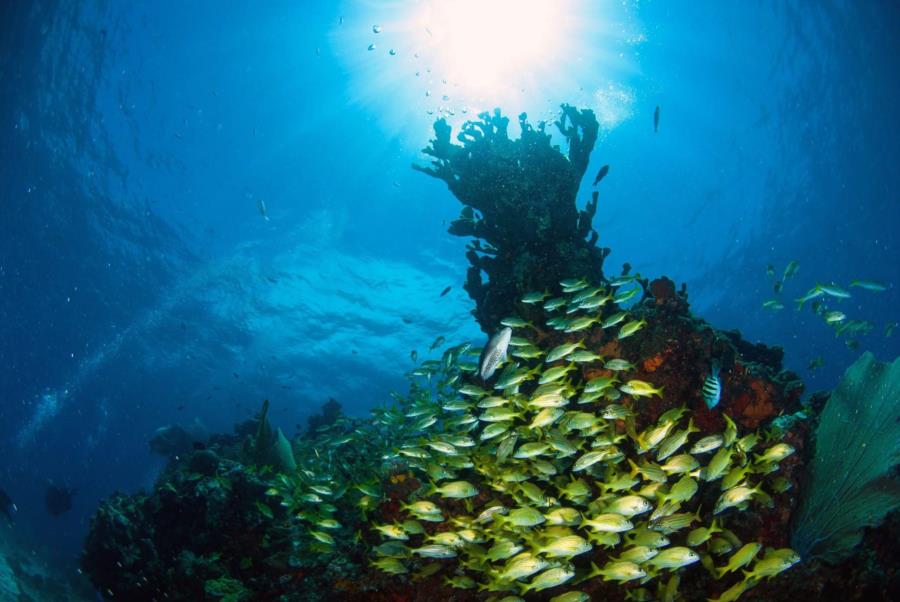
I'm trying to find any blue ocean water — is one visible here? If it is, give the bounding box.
[1,0,898,577]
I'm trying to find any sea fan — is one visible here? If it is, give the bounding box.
[791,352,900,562]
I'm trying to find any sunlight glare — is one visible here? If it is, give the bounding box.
[421,0,560,92]
[334,0,640,141]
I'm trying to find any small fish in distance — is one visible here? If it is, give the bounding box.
[257,199,269,221]
[782,260,800,281]
[593,165,609,186]
[849,279,887,292]
[439,286,451,297]
[654,106,660,133]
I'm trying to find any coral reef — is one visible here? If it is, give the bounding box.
[81,403,400,601]
[149,419,209,457]
[304,397,343,437]
[80,286,899,601]
[82,286,819,601]
[355,278,808,601]
[414,106,609,332]
[81,106,899,601]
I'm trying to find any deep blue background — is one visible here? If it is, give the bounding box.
[1,0,898,567]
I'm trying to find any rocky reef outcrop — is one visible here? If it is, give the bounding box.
[414,106,609,332]
[81,107,899,601]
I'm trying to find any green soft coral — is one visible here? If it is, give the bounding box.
[792,352,900,562]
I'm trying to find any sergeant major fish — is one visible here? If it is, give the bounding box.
[702,360,722,409]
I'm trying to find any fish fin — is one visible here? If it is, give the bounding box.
[627,458,641,478]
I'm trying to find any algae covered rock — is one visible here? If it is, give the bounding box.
[82,407,393,601]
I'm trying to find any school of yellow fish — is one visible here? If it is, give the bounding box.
[368,277,800,601]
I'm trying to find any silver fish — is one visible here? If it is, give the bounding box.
[257,199,270,221]
[479,327,512,381]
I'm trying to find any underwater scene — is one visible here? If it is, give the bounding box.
[1,1,899,601]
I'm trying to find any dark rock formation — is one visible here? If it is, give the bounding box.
[414,106,610,332]
[305,398,343,437]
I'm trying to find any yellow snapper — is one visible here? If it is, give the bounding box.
[690,433,724,454]
[546,340,585,363]
[501,506,546,527]
[413,544,457,558]
[497,553,547,581]
[427,480,478,499]
[581,512,633,532]
[619,379,664,398]
[487,540,524,562]
[539,363,577,384]
[545,506,582,526]
[617,318,647,339]
[656,419,699,461]
[660,453,699,475]
[716,542,762,576]
[521,566,576,593]
[753,442,795,464]
[649,510,700,534]
[708,578,753,602]
[601,311,629,328]
[743,549,800,581]
[615,545,660,563]
[532,534,592,558]
[588,560,646,582]
[686,520,723,547]
[604,495,653,517]
[373,523,409,540]
[528,407,565,429]
[645,546,700,570]
[550,592,590,602]
[714,483,761,514]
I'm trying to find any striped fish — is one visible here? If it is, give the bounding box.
[479,327,512,381]
[702,361,722,409]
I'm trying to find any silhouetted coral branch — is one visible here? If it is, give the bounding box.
[414,106,609,331]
